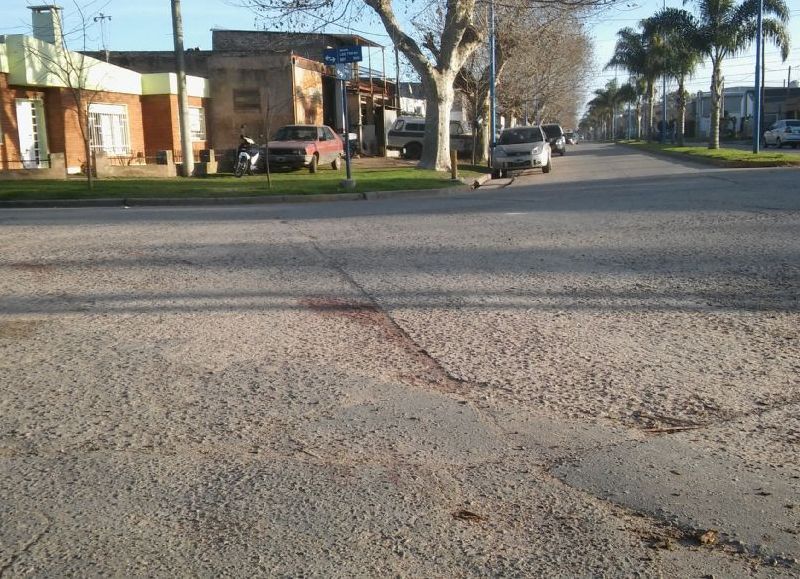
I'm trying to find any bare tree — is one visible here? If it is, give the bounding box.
[24,1,108,190]
[235,0,618,171]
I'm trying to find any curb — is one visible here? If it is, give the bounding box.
[0,175,493,209]
[616,142,800,168]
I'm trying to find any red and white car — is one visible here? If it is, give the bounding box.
[267,124,344,173]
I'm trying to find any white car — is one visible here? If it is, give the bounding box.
[492,126,552,178]
[763,119,800,149]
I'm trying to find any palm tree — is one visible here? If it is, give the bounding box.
[664,0,791,149]
[644,9,703,146]
[616,81,640,139]
[605,27,665,140]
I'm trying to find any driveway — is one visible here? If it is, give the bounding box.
[1,144,798,576]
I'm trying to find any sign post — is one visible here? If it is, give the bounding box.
[324,46,363,189]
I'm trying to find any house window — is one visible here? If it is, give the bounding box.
[189,107,206,141]
[88,103,130,155]
[233,89,260,111]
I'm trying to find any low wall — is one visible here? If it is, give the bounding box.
[95,151,177,178]
[0,153,67,180]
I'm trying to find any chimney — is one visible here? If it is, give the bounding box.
[29,5,64,47]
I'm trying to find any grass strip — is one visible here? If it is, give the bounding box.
[0,166,485,201]
[618,140,800,168]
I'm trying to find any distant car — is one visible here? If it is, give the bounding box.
[565,131,577,145]
[541,124,566,156]
[387,116,472,159]
[491,125,552,178]
[267,124,343,173]
[762,119,800,149]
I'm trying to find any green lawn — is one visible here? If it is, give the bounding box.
[618,141,800,167]
[0,166,486,201]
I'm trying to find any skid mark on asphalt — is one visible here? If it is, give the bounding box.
[297,295,469,394]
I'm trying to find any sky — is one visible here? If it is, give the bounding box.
[2,0,799,107]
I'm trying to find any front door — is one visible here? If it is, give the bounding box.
[16,99,49,169]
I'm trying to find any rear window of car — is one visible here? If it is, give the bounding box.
[786,120,800,127]
[498,128,543,144]
[541,125,563,138]
[274,126,317,141]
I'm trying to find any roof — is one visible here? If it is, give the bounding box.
[210,29,383,48]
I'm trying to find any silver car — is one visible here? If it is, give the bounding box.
[492,126,552,178]
[763,119,800,149]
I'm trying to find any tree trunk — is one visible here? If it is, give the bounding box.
[646,81,655,140]
[677,76,686,147]
[80,107,94,191]
[708,56,723,149]
[636,102,642,140]
[420,70,456,170]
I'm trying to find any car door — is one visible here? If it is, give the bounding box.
[316,127,334,162]
[322,126,342,160]
[764,123,776,145]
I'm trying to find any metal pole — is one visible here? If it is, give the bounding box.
[342,78,353,182]
[753,0,763,153]
[489,0,496,152]
[395,46,400,109]
[171,0,194,176]
[660,0,667,144]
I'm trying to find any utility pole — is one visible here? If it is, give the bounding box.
[752,0,763,153]
[171,0,194,177]
[660,0,667,144]
[93,13,111,61]
[489,0,496,160]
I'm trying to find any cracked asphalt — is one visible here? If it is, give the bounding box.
[1,144,798,576]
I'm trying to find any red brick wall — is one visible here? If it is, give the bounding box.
[141,94,210,161]
[3,72,212,171]
[141,94,176,158]
[0,73,48,170]
[57,89,146,170]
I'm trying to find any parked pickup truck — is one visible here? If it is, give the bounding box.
[387,116,473,159]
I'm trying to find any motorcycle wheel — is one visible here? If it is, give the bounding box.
[234,158,247,178]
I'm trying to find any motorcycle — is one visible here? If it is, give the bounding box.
[234,136,261,177]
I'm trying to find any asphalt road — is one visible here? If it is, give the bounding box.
[1,144,798,576]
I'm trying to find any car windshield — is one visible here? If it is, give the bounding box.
[786,120,800,127]
[541,125,562,138]
[498,128,543,145]
[274,126,317,141]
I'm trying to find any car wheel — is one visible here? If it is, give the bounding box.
[491,169,501,179]
[405,142,422,160]
[776,138,783,149]
[309,154,318,174]
[792,143,798,149]
[332,156,342,170]
[542,158,552,173]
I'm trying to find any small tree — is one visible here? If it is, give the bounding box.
[25,1,105,190]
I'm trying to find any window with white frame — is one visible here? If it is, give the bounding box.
[88,103,131,155]
[189,107,206,141]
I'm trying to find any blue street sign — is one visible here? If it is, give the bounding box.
[323,49,338,65]
[323,46,363,65]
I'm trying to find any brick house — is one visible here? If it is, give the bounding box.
[0,5,210,175]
